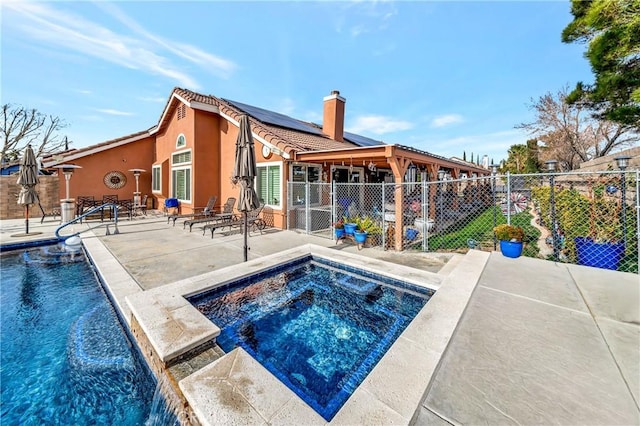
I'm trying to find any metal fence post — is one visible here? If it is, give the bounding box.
[545,161,559,262]
[331,180,336,240]
[491,166,497,250]
[305,182,310,234]
[506,171,511,225]
[381,182,386,250]
[636,170,640,275]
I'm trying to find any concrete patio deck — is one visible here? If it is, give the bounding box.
[1,213,638,425]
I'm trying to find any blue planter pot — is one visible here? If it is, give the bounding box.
[353,231,368,244]
[344,223,357,236]
[499,240,523,258]
[335,228,345,239]
[406,228,419,241]
[574,237,624,270]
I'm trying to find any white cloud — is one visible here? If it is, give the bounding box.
[350,25,368,37]
[76,89,92,95]
[431,114,463,128]
[4,2,236,89]
[347,115,413,135]
[409,129,527,162]
[138,96,167,103]
[94,108,134,116]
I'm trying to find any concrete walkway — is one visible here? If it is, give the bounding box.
[1,214,638,425]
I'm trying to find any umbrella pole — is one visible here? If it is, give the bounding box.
[244,212,248,262]
[25,205,29,234]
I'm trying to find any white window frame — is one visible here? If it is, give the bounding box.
[171,148,192,203]
[256,161,282,209]
[152,165,161,193]
[176,133,186,149]
[171,165,192,203]
[172,148,192,166]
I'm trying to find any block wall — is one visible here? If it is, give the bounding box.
[0,175,60,219]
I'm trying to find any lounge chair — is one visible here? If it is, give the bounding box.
[184,197,236,232]
[167,196,217,226]
[203,203,266,239]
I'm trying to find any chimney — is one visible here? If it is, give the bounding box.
[323,90,346,142]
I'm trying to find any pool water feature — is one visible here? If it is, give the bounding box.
[189,256,434,420]
[0,244,169,425]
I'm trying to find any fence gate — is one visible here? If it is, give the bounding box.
[287,182,332,236]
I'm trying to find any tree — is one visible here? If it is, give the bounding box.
[502,144,538,173]
[1,104,69,165]
[517,87,639,170]
[525,139,540,172]
[463,150,467,161]
[562,0,640,127]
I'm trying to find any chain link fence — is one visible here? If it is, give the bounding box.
[287,170,639,274]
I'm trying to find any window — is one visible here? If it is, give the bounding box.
[172,150,191,164]
[256,163,281,207]
[176,133,186,148]
[171,148,191,202]
[152,165,161,193]
[172,167,191,202]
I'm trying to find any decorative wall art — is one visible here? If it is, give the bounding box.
[103,171,127,189]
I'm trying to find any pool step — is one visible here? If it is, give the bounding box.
[67,304,135,374]
[23,244,84,264]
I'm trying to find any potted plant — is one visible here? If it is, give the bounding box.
[574,178,625,270]
[494,224,525,258]
[334,219,345,239]
[343,216,357,236]
[353,220,368,244]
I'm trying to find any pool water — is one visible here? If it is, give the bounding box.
[190,256,434,420]
[0,245,160,425]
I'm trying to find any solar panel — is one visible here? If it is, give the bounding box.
[343,132,385,147]
[225,99,323,136]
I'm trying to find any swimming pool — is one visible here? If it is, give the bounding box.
[188,255,434,420]
[0,244,164,425]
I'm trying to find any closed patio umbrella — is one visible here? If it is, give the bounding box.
[17,144,40,234]
[233,115,260,262]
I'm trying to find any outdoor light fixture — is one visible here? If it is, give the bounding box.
[546,159,559,261]
[615,156,631,171]
[615,156,631,247]
[128,168,146,205]
[490,165,498,250]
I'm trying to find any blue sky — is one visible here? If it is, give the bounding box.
[2,1,593,164]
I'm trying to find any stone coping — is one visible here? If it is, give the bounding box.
[126,244,489,425]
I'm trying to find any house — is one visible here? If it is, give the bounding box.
[42,87,489,247]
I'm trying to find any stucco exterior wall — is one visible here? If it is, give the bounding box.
[193,110,221,210]
[56,136,155,204]
[0,175,60,219]
[155,102,196,212]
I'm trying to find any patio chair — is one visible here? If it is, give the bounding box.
[184,197,236,232]
[167,196,217,226]
[135,194,148,216]
[203,203,266,239]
